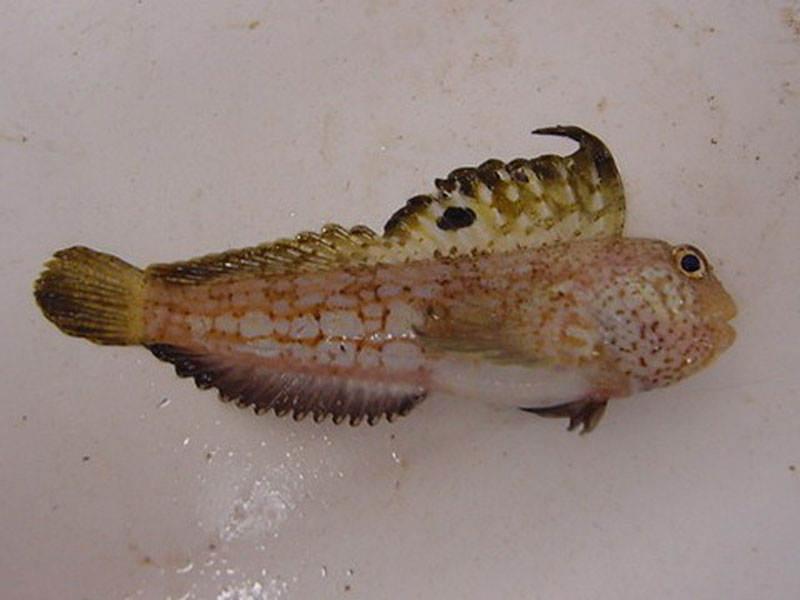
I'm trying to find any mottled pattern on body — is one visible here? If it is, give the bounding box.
[140,237,735,426]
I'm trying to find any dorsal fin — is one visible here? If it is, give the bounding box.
[381,125,625,259]
[148,126,625,284]
[146,224,386,283]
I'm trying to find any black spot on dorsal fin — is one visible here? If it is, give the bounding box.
[436,206,477,231]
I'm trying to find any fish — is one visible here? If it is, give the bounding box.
[34,126,737,433]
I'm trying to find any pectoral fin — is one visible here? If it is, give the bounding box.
[414,300,542,366]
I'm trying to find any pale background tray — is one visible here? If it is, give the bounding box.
[1,1,799,598]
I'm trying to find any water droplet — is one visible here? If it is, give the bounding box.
[176,561,194,574]
[321,565,328,577]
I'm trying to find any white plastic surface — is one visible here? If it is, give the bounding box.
[2,2,799,599]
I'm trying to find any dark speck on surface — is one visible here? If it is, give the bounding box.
[782,6,800,38]
[436,206,476,231]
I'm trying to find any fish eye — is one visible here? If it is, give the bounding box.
[672,245,708,279]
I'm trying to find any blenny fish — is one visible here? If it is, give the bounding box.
[34,126,736,433]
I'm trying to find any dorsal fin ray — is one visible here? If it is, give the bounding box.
[147,224,384,283]
[148,126,625,284]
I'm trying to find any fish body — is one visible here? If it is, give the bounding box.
[34,127,737,432]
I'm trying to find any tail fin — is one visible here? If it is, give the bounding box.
[34,246,147,345]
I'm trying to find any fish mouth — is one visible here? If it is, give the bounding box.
[713,320,737,355]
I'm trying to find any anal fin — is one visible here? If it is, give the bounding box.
[147,344,427,425]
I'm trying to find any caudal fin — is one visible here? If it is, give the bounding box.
[34,246,146,345]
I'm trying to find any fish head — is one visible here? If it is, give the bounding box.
[588,238,737,392]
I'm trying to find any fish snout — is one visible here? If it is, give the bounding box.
[715,291,738,323]
[706,286,737,356]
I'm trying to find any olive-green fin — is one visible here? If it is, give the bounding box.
[147,224,385,284]
[413,300,543,366]
[148,126,625,285]
[381,125,625,260]
[146,343,427,425]
[521,398,609,434]
[34,246,146,345]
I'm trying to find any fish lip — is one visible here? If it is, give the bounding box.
[705,292,737,357]
[710,318,737,358]
[716,294,738,323]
